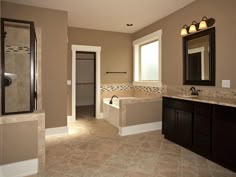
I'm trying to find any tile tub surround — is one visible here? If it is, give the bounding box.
[27,118,236,177]
[100,83,134,112]
[0,111,45,174]
[103,97,162,136]
[119,97,162,127]
[101,83,166,112]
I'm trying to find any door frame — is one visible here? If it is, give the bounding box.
[71,45,102,121]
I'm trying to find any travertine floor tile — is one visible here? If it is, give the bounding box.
[157,152,181,165]
[27,118,236,177]
[94,166,127,177]
[181,153,208,168]
[208,160,234,173]
[153,162,180,177]
[83,151,111,164]
[105,154,133,169]
[211,170,236,177]
[127,158,157,174]
[125,171,154,177]
[181,166,211,177]
[161,142,181,154]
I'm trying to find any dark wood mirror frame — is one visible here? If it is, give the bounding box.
[183,27,215,86]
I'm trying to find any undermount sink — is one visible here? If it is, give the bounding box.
[178,94,199,98]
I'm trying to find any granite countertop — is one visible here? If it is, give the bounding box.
[163,94,236,108]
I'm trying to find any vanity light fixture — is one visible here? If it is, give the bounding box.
[180,25,188,36]
[199,16,208,30]
[189,21,197,33]
[180,16,215,36]
[126,24,133,26]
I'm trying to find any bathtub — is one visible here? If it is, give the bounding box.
[103,97,135,128]
[103,97,162,136]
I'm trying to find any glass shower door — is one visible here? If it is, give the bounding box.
[1,19,36,114]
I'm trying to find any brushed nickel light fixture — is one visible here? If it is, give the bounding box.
[180,16,215,36]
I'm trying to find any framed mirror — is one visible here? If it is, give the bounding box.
[183,27,215,86]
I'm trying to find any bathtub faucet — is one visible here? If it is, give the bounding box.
[109,95,118,104]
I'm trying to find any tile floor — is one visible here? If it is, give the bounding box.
[76,105,95,119]
[29,118,236,177]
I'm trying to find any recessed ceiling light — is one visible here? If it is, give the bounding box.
[126,24,133,26]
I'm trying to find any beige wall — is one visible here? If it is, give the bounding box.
[68,27,133,83]
[133,0,236,89]
[67,27,133,114]
[2,2,68,128]
[0,121,38,165]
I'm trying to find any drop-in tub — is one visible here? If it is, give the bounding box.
[103,97,162,136]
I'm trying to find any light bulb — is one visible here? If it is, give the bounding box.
[180,25,188,36]
[199,16,208,30]
[189,21,197,33]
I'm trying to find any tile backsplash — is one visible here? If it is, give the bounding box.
[167,85,236,99]
[101,83,166,97]
[100,83,166,111]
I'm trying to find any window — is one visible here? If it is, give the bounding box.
[133,30,162,86]
[140,40,159,81]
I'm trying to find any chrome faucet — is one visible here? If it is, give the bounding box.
[109,95,118,104]
[190,87,200,95]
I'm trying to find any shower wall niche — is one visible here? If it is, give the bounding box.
[1,18,37,115]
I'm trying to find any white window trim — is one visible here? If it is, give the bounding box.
[133,29,162,87]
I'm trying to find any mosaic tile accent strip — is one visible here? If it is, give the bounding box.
[134,86,166,93]
[5,45,30,53]
[101,85,133,92]
[101,84,166,94]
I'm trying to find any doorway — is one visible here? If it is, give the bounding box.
[71,45,101,121]
[76,51,95,118]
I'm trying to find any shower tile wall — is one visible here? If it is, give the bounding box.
[4,23,31,113]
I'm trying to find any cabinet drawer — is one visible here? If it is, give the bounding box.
[163,97,194,112]
[195,102,212,116]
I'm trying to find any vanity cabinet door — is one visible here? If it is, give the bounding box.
[162,97,193,148]
[163,107,177,142]
[212,105,236,171]
[176,110,192,148]
[193,103,212,157]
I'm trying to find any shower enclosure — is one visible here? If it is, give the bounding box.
[1,18,37,115]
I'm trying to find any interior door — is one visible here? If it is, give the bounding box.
[188,52,201,81]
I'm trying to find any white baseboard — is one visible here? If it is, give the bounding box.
[67,115,74,122]
[96,112,104,119]
[119,121,162,136]
[46,126,68,136]
[0,158,38,177]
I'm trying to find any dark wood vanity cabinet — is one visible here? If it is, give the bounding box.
[162,97,236,172]
[212,105,236,171]
[163,98,193,148]
[193,103,212,157]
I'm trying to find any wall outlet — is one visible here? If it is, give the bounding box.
[222,80,230,88]
[67,80,72,85]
